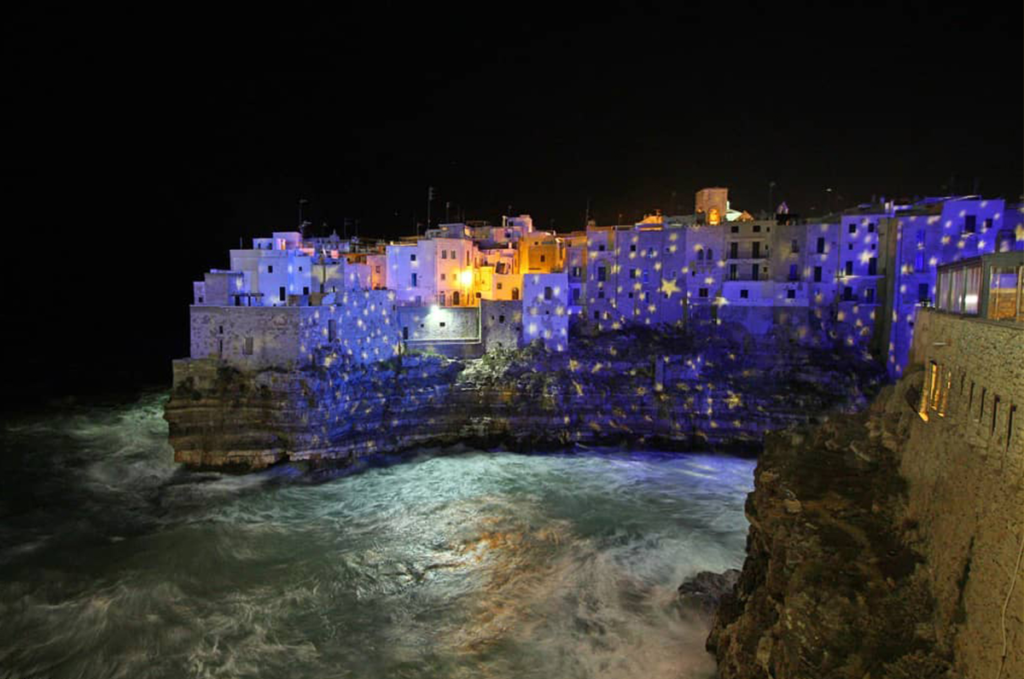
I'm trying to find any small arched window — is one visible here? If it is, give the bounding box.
[697,248,705,261]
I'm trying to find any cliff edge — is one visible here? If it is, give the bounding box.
[708,367,1023,678]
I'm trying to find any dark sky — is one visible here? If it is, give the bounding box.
[3,1,1021,403]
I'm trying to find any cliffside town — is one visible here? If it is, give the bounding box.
[170,188,1022,470]
[166,187,1024,677]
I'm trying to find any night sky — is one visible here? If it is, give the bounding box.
[4,2,1021,405]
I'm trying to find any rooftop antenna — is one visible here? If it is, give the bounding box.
[425,186,435,235]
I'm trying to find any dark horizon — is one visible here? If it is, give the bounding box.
[3,1,1021,406]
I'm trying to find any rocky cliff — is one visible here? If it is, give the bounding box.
[164,329,883,471]
[708,369,1023,679]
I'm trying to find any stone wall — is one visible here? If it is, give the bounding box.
[190,306,309,370]
[190,289,402,371]
[481,300,522,352]
[901,308,1023,679]
[397,305,479,342]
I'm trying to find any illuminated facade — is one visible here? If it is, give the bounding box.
[187,191,1022,373]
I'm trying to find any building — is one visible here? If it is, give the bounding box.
[185,190,1023,374]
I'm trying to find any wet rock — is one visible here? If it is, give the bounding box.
[678,569,741,618]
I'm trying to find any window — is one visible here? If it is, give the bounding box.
[731,225,739,233]
[452,291,460,305]
[787,289,796,299]
[302,286,309,295]
[439,321,446,328]
[594,311,600,319]
[730,242,738,258]
[848,223,857,234]
[868,257,877,276]
[411,273,418,286]
[699,288,709,298]
[298,266,303,272]
[740,289,749,299]
[868,222,876,233]
[402,326,409,339]
[450,250,456,259]
[697,248,704,261]
[499,314,506,323]
[544,286,553,300]
[571,266,582,278]
[630,244,637,252]
[918,283,929,303]
[375,265,380,273]
[983,217,993,232]
[788,264,799,281]
[791,239,800,253]
[729,264,738,280]
[964,215,976,233]
[642,270,650,284]
[817,237,825,254]
[647,247,655,257]
[598,244,606,251]
[267,265,274,274]
[629,268,638,279]
[628,292,634,299]
[845,261,853,276]
[572,288,581,301]
[540,255,546,263]
[751,264,759,280]
[279,286,286,302]
[753,225,761,232]
[598,290,605,299]
[411,253,417,261]
[441,250,447,259]
[752,242,760,258]
[497,282,503,290]
[843,286,854,301]
[914,252,925,271]
[440,273,446,281]
[598,267,607,282]
[707,248,713,260]
[814,266,822,282]
[865,288,875,304]
[915,229,926,246]
[328,320,337,342]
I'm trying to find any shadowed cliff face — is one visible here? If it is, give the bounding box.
[164,330,884,472]
[707,374,957,679]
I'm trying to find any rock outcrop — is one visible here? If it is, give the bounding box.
[708,368,1023,678]
[164,330,883,471]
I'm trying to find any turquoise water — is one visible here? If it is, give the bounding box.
[0,393,754,678]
